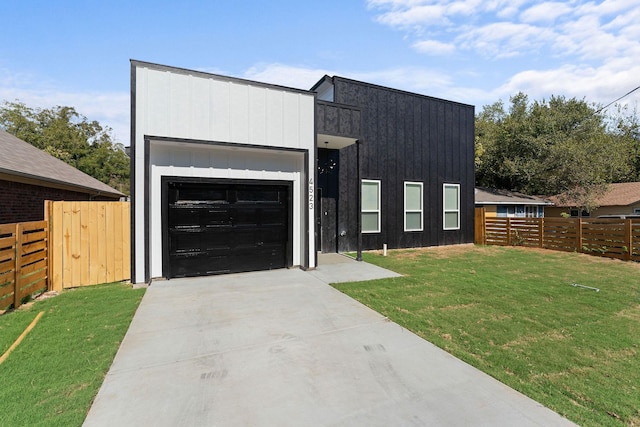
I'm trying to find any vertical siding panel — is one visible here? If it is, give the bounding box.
[145,70,170,137]
[210,79,231,142]
[420,100,430,247]
[282,92,300,147]
[265,89,283,146]
[429,101,440,246]
[229,82,250,143]
[394,94,407,248]
[169,72,191,138]
[248,85,267,145]
[385,92,397,249]
[190,77,210,141]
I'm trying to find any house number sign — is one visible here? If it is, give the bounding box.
[309,178,314,210]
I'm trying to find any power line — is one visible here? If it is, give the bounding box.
[594,85,640,114]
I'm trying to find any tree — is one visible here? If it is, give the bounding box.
[0,101,130,194]
[475,93,635,211]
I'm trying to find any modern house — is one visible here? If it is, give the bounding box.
[0,129,123,224]
[546,182,640,218]
[475,187,551,218]
[131,61,475,284]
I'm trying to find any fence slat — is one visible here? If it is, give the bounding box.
[88,202,99,286]
[80,203,91,286]
[51,201,64,291]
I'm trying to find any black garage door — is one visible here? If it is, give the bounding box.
[164,180,291,278]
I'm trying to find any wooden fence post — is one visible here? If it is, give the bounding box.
[506,218,512,246]
[624,219,632,261]
[539,217,544,247]
[44,201,52,292]
[474,208,486,245]
[576,218,583,253]
[13,223,22,309]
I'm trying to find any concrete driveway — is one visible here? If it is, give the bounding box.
[84,255,577,426]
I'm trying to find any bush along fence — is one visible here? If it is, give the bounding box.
[0,201,130,311]
[475,208,640,262]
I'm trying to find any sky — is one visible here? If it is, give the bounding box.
[1,0,639,146]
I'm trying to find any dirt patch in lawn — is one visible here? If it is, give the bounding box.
[381,244,492,260]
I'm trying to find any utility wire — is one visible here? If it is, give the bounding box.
[594,85,640,114]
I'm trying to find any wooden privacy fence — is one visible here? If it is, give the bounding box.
[0,221,49,310]
[475,208,640,262]
[46,201,130,291]
[0,201,130,310]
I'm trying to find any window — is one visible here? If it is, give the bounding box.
[497,206,515,218]
[404,182,423,231]
[634,208,640,215]
[443,184,460,230]
[525,206,538,218]
[362,180,381,233]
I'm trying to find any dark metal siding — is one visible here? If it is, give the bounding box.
[333,78,475,251]
[316,101,361,138]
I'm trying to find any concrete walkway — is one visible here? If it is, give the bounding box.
[84,256,577,426]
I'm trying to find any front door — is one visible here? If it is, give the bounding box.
[318,148,340,253]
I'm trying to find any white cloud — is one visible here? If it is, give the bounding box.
[412,39,456,55]
[519,2,572,23]
[495,63,640,109]
[368,0,640,63]
[242,63,333,90]
[240,62,456,99]
[458,22,556,58]
[354,67,454,93]
[375,4,448,28]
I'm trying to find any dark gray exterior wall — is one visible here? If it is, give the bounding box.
[326,77,475,252]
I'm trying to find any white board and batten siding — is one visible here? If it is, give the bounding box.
[133,62,316,283]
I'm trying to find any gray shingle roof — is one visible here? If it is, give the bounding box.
[475,187,552,205]
[0,129,124,197]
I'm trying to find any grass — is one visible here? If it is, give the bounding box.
[0,283,145,426]
[336,245,640,427]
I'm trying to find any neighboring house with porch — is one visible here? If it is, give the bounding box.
[546,182,640,218]
[475,187,552,218]
[0,129,124,224]
[131,61,475,284]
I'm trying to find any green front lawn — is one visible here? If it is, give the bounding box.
[0,283,145,426]
[335,245,640,427]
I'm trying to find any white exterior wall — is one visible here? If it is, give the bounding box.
[133,63,316,283]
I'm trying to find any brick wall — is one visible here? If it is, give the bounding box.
[0,179,118,224]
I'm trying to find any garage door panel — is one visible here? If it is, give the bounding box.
[171,253,231,277]
[170,206,231,227]
[166,180,291,278]
[234,207,260,226]
[261,208,287,225]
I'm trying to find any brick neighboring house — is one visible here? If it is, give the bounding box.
[0,129,124,224]
[546,182,640,218]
